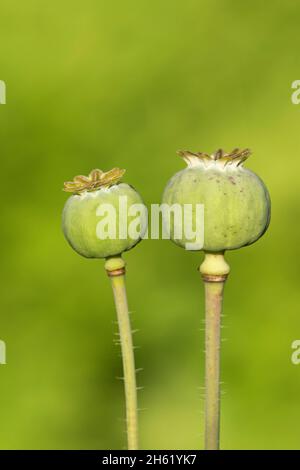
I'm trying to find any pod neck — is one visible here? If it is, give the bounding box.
[199,252,230,282]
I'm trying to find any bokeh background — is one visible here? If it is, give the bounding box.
[0,0,299,450]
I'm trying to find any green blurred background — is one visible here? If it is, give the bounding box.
[0,0,299,450]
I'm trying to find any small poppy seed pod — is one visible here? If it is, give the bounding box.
[162,148,271,252]
[62,168,146,258]
[62,167,143,449]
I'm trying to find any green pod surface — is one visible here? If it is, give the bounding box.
[62,182,146,258]
[162,149,271,252]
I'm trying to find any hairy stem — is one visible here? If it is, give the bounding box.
[105,256,138,450]
[203,281,224,449]
[200,252,230,450]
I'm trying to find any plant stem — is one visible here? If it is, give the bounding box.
[105,256,138,450]
[199,252,230,450]
[203,281,224,450]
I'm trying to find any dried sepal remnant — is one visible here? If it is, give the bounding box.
[63,168,126,193]
[178,148,251,168]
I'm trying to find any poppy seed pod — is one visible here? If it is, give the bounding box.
[62,168,146,258]
[162,148,271,252]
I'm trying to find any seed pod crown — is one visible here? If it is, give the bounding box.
[63,168,126,193]
[178,148,251,168]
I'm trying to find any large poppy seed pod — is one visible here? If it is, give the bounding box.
[62,168,146,258]
[162,148,271,252]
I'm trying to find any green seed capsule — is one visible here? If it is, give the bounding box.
[62,168,146,258]
[162,148,271,252]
